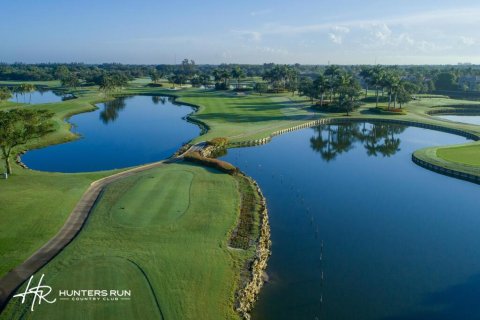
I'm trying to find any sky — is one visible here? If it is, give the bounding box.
[1,0,480,65]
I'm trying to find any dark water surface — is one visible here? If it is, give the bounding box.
[9,89,72,104]
[23,95,200,172]
[222,122,479,320]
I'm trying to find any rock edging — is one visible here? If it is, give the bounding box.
[412,153,480,184]
[235,175,271,320]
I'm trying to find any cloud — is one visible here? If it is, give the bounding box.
[328,26,350,44]
[460,36,475,46]
[231,30,262,42]
[250,9,271,17]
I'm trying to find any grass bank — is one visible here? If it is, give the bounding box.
[1,163,255,320]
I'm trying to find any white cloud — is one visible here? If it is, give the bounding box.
[460,36,475,46]
[231,30,262,42]
[328,26,349,44]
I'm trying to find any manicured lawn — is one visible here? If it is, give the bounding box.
[2,163,247,320]
[0,170,112,277]
[2,80,480,319]
[437,144,480,166]
[125,87,314,142]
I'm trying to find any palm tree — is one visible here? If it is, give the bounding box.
[313,74,328,106]
[370,65,385,108]
[382,70,401,109]
[231,67,245,90]
[324,65,341,101]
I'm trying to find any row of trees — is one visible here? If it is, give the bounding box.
[299,65,362,115]
[360,66,417,108]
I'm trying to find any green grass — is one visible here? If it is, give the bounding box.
[0,170,113,277]
[0,80,61,87]
[437,144,480,166]
[125,87,315,142]
[2,79,480,319]
[1,163,248,320]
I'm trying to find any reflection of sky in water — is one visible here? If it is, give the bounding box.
[22,95,199,172]
[223,123,479,320]
[437,115,480,126]
[9,90,68,104]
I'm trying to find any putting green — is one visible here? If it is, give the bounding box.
[437,144,480,166]
[112,170,193,227]
[2,163,245,320]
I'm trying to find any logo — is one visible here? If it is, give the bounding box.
[13,274,56,311]
[13,274,132,311]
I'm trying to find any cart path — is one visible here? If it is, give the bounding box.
[0,151,199,310]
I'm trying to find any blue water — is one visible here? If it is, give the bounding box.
[437,115,480,126]
[22,95,200,172]
[9,89,72,104]
[222,122,480,320]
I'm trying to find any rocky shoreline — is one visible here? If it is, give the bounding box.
[235,174,271,320]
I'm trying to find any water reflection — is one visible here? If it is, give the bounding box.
[221,123,478,320]
[22,95,200,172]
[151,96,166,105]
[99,97,128,124]
[310,122,406,161]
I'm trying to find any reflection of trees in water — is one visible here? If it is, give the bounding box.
[99,97,127,124]
[310,122,406,161]
[151,96,167,105]
[310,123,358,162]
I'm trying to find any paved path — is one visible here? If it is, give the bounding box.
[0,156,188,310]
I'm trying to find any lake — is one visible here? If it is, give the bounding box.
[436,115,480,126]
[9,89,74,104]
[222,122,480,320]
[22,95,200,172]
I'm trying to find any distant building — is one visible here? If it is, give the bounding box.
[458,76,480,91]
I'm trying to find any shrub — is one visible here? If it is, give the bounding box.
[146,83,163,87]
[184,151,238,175]
[207,137,229,148]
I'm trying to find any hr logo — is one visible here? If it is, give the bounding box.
[13,274,57,311]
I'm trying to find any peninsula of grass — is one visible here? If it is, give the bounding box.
[437,144,480,166]
[1,163,254,320]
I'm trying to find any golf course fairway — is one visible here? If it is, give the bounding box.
[1,163,250,320]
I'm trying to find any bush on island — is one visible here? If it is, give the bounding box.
[184,151,238,175]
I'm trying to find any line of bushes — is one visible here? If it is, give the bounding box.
[230,174,258,249]
[183,151,238,175]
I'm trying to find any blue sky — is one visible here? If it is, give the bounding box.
[1,0,480,64]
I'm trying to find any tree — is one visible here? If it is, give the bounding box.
[324,65,342,100]
[362,65,385,107]
[198,73,211,89]
[254,82,268,95]
[213,67,231,90]
[382,69,401,109]
[61,73,80,90]
[313,74,328,106]
[0,109,54,174]
[434,72,457,91]
[55,65,70,80]
[0,87,12,103]
[149,69,160,84]
[299,77,315,102]
[231,66,245,90]
[336,74,361,115]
